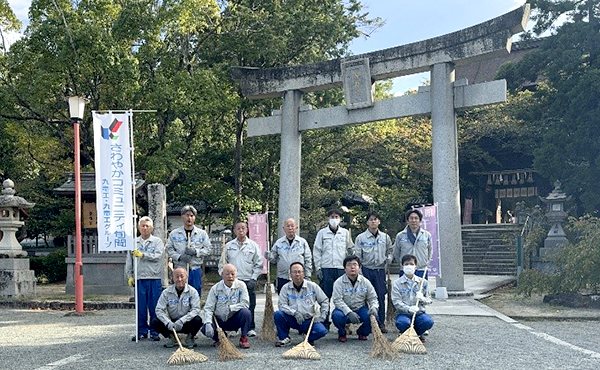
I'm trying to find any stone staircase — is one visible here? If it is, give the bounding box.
[461,224,520,275]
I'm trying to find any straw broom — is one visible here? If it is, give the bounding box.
[214,317,244,361]
[282,314,321,360]
[261,260,277,342]
[167,328,207,365]
[392,267,428,355]
[370,314,400,360]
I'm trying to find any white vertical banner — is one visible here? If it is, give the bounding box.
[93,112,135,252]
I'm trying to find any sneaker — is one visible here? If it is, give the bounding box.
[419,335,426,343]
[163,334,177,348]
[275,337,291,347]
[358,335,368,341]
[247,329,257,337]
[338,335,347,343]
[239,336,250,349]
[151,335,160,341]
[423,330,430,336]
[131,334,147,341]
[184,335,197,348]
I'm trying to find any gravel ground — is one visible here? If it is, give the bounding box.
[1,309,599,370]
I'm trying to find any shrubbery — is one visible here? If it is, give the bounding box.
[30,248,67,283]
[518,215,600,295]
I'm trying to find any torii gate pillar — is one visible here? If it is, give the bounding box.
[279,90,303,231]
[431,62,464,291]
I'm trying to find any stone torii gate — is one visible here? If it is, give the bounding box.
[231,5,530,292]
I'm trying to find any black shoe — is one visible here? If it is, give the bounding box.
[151,335,160,341]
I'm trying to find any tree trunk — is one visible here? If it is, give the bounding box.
[233,107,246,224]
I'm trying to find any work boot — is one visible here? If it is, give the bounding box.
[184,335,197,348]
[239,336,250,349]
[163,334,177,348]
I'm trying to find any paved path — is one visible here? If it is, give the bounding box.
[1,275,599,369]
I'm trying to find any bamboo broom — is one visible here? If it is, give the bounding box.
[369,314,400,360]
[261,254,277,342]
[167,328,207,365]
[392,267,428,355]
[214,317,244,361]
[282,313,321,360]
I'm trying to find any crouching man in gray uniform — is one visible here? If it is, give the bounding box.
[151,267,203,348]
[331,256,378,342]
[201,264,252,349]
[274,262,329,347]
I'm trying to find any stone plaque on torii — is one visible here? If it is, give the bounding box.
[231,5,530,292]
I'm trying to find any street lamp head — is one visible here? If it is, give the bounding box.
[68,96,89,121]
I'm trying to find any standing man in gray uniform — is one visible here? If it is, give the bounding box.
[219,221,263,337]
[313,209,354,327]
[166,205,211,297]
[266,218,312,293]
[394,209,432,279]
[152,267,203,348]
[125,216,165,341]
[354,211,393,332]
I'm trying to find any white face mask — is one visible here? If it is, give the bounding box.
[329,218,341,228]
[403,265,416,276]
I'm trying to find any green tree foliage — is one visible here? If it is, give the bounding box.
[457,91,545,198]
[498,1,600,214]
[518,215,600,295]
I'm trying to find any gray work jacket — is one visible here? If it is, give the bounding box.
[394,226,432,270]
[155,284,201,325]
[202,279,249,323]
[391,274,432,314]
[313,226,354,271]
[332,274,378,315]
[166,226,211,270]
[278,279,329,321]
[219,237,263,281]
[354,229,393,270]
[125,235,165,280]
[269,234,313,279]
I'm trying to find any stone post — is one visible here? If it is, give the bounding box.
[0,179,36,298]
[431,63,465,292]
[147,183,169,287]
[277,90,303,238]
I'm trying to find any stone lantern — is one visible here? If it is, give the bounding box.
[541,180,569,251]
[532,180,570,272]
[0,179,36,298]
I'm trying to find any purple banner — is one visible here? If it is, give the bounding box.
[248,213,268,275]
[415,205,441,277]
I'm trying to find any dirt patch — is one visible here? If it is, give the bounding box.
[480,284,600,320]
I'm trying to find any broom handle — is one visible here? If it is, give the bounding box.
[302,315,317,344]
[409,266,429,328]
[172,328,185,350]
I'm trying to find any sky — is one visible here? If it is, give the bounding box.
[6,0,527,94]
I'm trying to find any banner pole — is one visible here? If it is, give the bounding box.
[128,110,139,342]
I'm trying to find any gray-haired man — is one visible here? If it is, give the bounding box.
[125,216,165,341]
